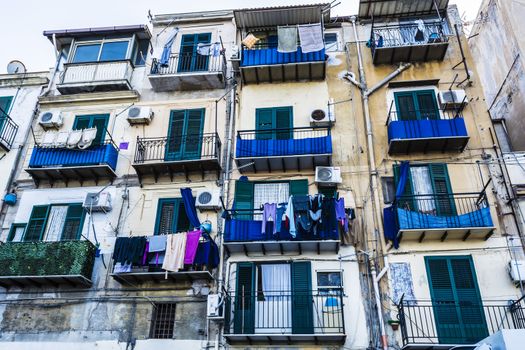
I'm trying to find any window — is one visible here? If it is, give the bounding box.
[166,109,204,161]
[150,303,176,339]
[154,198,192,235]
[7,223,26,242]
[255,107,293,140]
[381,176,396,204]
[394,90,439,121]
[73,114,110,145]
[317,271,342,298]
[178,33,211,72]
[71,39,130,63]
[0,96,13,134]
[23,204,85,242]
[324,33,338,52]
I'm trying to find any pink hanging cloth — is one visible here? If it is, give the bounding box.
[184,229,202,265]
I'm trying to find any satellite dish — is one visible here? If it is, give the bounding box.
[7,60,26,75]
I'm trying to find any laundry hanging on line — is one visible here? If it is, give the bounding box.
[298,23,324,53]
[277,26,298,53]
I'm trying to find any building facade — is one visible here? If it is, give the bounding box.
[0,1,524,350]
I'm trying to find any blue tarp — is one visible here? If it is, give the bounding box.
[388,118,468,142]
[28,144,118,170]
[236,135,332,158]
[396,161,410,199]
[397,207,493,230]
[223,219,339,242]
[241,47,326,67]
[180,188,201,229]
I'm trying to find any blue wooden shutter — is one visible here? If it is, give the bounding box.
[179,33,211,72]
[61,204,85,240]
[255,108,274,140]
[291,261,314,334]
[166,110,186,160]
[24,205,50,241]
[234,262,255,334]
[429,164,456,216]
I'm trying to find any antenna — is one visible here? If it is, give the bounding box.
[6,60,26,75]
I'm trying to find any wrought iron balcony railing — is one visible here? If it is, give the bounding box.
[151,53,226,76]
[0,115,19,151]
[370,21,449,50]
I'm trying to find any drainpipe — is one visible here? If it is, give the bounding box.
[348,15,411,350]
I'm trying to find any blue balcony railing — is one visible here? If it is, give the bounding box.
[236,126,332,158]
[241,46,326,67]
[224,209,340,243]
[29,141,118,170]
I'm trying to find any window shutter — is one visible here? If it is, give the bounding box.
[183,109,204,159]
[73,116,91,130]
[416,91,439,120]
[429,164,456,216]
[394,92,417,121]
[90,115,109,145]
[166,110,186,160]
[291,261,314,334]
[0,96,13,117]
[155,200,175,235]
[61,204,84,240]
[275,107,292,140]
[234,262,255,334]
[175,199,192,232]
[24,205,50,241]
[290,179,309,196]
[234,180,254,219]
[255,108,274,140]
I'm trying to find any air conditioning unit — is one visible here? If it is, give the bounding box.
[508,260,525,285]
[196,190,221,211]
[438,90,467,110]
[127,106,153,125]
[207,294,223,319]
[83,192,112,212]
[38,112,63,128]
[315,166,342,186]
[310,100,336,126]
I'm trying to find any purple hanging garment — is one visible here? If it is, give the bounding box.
[184,230,202,264]
[335,198,348,233]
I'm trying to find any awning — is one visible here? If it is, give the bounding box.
[234,3,330,29]
[359,0,449,19]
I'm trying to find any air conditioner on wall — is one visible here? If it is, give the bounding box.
[195,190,221,211]
[310,99,336,126]
[83,192,112,212]
[315,166,342,186]
[38,112,63,128]
[438,90,467,110]
[127,106,154,125]
[508,260,525,286]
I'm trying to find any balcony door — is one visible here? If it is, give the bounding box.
[165,109,204,161]
[394,90,439,121]
[73,114,109,145]
[255,107,293,140]
[425,256,488,344]
[178,33,211,73]
[233,261,313,335]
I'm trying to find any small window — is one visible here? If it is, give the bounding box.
[99,41,129,61]
[150,303,176,339]
[381,176,396,204]
[154,198,192,235]
[73,114,110,145]
[7,223,26,242]
[324,33,338,52]
[317,271,343,296]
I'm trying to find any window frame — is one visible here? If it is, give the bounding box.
[72,113,110,145]
[153,198,193,235]
[149,302,177,339]
[324,32,339,52]
[393,89,440,121]
[7,223,26,242]
[22,203,85,242]
[69,36,134,64]
[316,270,343,292]
[255,106,293,140]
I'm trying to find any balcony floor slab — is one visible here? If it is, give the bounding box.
[25,164,117,185]
[132,158,221,183]
[224,240,340,256]
[397,226,496,243]
[148,72,225,91]
[388,136,469,155]
[240,61,326,84]
[236,153,331,173]
[111,271,213,285]
[57,79,132,95]
[224,333,346,346]
[0,274,92,289]
[373,42,449,65]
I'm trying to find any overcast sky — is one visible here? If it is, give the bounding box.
[0,0,481,73]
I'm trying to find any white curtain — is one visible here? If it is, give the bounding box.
[256,264,292,333]
[43,206,68,241]
[410,167,436,213]
[253,183,290,220]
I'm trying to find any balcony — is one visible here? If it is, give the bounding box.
[370,21,449,65]
[0,116,19,151]
[223,289,346,345]
[0,240,96,289]
[398,297,525,349]
[239,45,327,84]
[385,192,495,244]
[26,139,119,186]
[223,209,340,256]
[132,133,221,183]
[149,54,226,91]
[387,108,469,155]
[235,126,332,173]
[57,60,133,94]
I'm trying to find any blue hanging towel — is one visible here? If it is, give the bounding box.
[383,206,399,249]
[160,28,179,66]
[180,188,201,228]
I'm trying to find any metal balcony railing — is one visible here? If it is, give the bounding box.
[386,107,464,125]
[398,297,525,346]
[236,126,332,158]
[0,115,19,150]
[150,53,226,76]
[223,289,345,335]
[60,60,133,85]
[394,192,493,230]
[134,133,221,164]
[370,21,449,51]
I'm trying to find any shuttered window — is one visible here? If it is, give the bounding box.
[154,198,192,235]
[178,33,211,72]
[166,109,204,161]
[73,114,110,145]
[255,107,293,140]
[23,204,84,242]
[61,204,85,240]
[394,90,439,121]
[0,96,13,135]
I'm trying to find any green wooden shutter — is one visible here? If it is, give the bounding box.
[393,165,415,210]
[291,261,313,334]
[179,33,211,72]
[290,179,309,196]
[234,180,254,219]
[90,114,110,145]
[166,110,186,160]
[24,205,50,241]
[73,115,91,130]
[7,223,26,242]
[416,91,439,120]
[61,204,85,240]
[394,92,417,121]
[155,199,175,235]
[0,96,13,117]
[234,262,255,334]
[275,107,293,140]
[429,164,456,216]
[255,108,274,140]
[182,109,204,160]
[194,33,211,71]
